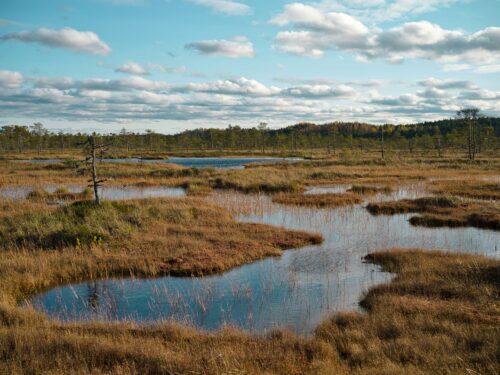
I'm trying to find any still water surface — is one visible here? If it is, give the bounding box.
[0,185,185,200]
[29,186,499,334]
[14,157,300,169]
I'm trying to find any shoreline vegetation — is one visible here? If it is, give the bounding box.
[367,196,500,230]
[0,153,499,374]
[1,246,498,374]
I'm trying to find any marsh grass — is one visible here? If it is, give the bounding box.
[0,153,499,373]
[0,249,498,374]
[0,198,322,297]
[347,185,393,195]
[2,157,499,198]
[184,183,213,197]
[315,249,500,375]
[272,193,363,208]
[431,180,500,200]
[367,196,500,230]
[27,187,93,202]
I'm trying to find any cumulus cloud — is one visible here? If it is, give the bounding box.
[186,0,251,15]
[0,70,24,89]
[185,36,254,58]
[32,75,169,91]
[0,27,111,55]
[371,93,421,106]
[282,84,355,98]
[442,64,471,72]
[178,77,280,96]
[3,70,499,127]
[418,78,477,90]
[459,89,500,100]
[271,4,500,64]
[475,64,500,73]
[115,62,149,75]
[315,0,463,23]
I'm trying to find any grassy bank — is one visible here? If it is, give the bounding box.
[367,196,500,230]
[0,198,322,304]
[0,248,498,374]
[430,179,500,200]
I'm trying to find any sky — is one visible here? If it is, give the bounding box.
[0,0,499,134]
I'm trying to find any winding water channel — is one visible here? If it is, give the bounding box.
[27,185,499,334]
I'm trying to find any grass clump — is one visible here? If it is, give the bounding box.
[149,166,216,179]
[184,183,213,197]
[347,185,392,195]
[431,180,500,200]
[26,187,93,202]
[315,249,500,375]
[0,200,145,249]
[26,188,50,200]
[366,196,459,215]
[367,196,499,230]
[211,177,303,194]
[273,193,362,208]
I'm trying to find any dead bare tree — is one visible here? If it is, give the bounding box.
[435,125,442,157]
[456,108,480,161]
[258,122,268,154]
[82,135,111,205]
[379,125,385,159]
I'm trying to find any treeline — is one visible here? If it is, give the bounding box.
[1,117,499,155]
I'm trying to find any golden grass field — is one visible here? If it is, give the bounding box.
[0,150,498,374]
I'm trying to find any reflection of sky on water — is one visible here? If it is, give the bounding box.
[29,186,500,335]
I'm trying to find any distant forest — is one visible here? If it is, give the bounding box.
[1,117,499,155]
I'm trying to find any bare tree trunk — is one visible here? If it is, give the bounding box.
[468,120,475,161]
[380,127,385,159]
[89,136,100,205]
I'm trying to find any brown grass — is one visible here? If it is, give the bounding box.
[27,186,93,202]
[1,248,498,374]
[184,183,214,197]
[367,196,500,230]
[431,179,500,200]
[315,249,500,375]
[2,155,499,196]
[273,192,363,208]
[347,184,393,195]
[0,152,499,373]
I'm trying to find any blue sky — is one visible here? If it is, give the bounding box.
[0,0,499,133]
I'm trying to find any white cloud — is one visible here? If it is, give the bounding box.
[185,36,254,58]
[32,76,169,91]
[475,64,500,74]
[442,64,471,72]
[459,89,500,100]
[283,84,355,98]
[1,27,111,55]
[0,70,24,89]
[419,78,477,90]
[180,77,280,96]
[186,0,251,15]
[3,73,499,127]
[271,4,500,65]
[316,0,464,23]
[115,62,149,75]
